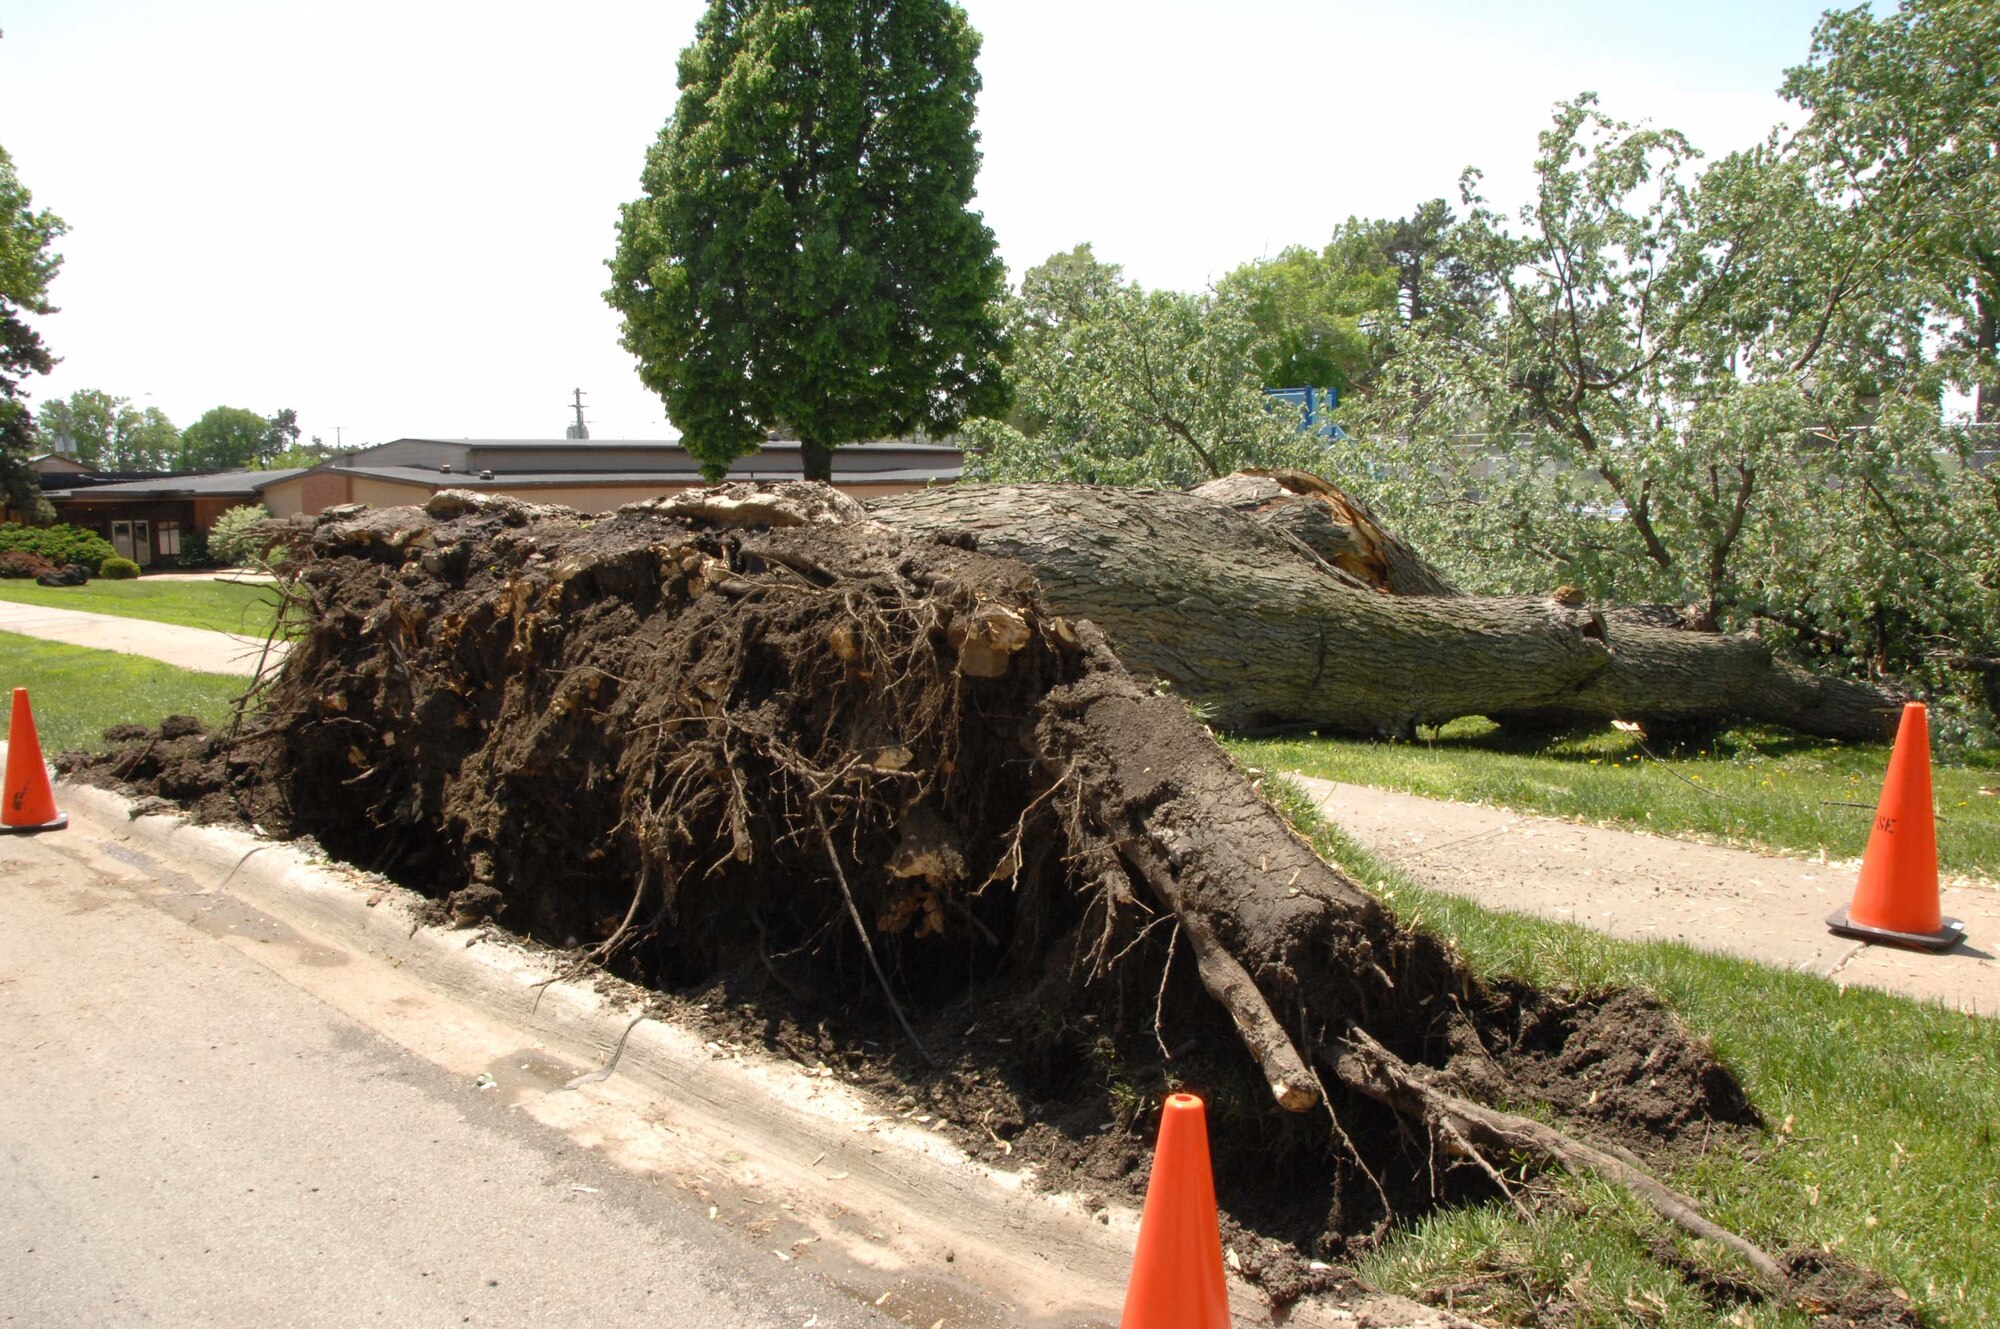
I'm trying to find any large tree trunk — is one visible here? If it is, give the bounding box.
[869,479,1900,741]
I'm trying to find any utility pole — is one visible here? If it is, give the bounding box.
[566,389,590,440]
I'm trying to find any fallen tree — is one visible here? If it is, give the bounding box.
[869,473,1901,741]
[62,480,1930,1321]
[49,474,1939,1329]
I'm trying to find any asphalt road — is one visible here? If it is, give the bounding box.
[0,827,894,1329]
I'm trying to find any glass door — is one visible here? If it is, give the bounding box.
[132,519,152,566]
[112,521,134,560]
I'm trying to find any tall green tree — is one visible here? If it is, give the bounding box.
[965,246,1330,486]
[37,389,179,470]
[1783,0,2000,422]
[0,143,64,519]
[176,405,301,470]
[607,0,1009,482]
[263,407,301,459]
[179,406,273,470]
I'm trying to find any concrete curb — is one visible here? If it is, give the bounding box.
[54,780,1473,1329]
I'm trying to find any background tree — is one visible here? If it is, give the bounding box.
[37,389,179,469]
[179,405,284,470]
[1783,0,2000,423]
[0,143,64,520]
[1217,232,1395,397]
[1216,203,1491,403]
[607,0,1009,482]
[964,246,1331,486]
[262,407,301,460]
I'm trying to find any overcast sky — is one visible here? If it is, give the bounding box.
[3,0,1842,447]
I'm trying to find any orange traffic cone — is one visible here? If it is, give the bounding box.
[1120,1093,1229,1329]
[1,687,67,834]
[1827,702,1962,952]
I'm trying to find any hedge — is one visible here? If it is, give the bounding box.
[0,522,118,570]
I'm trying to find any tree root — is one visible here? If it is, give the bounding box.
[1114,831,1319,1112]
[816,807,936,1067]
[1326,1028,1784,1286]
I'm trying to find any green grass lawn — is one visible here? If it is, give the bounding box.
[1235,718,2000,879]
[0,631,247,752]
[1262,778,2000,1328]
[0,575,280,637]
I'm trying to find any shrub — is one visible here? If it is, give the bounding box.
[99,556,141,580]
[0,522,117,570]
[0,550,55,579]
[177,529,211,568]
[207,504,273,566]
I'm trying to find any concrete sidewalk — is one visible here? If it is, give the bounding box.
[0,599,282,677]
[1301,775,2000,1014]
[139,570,277,584]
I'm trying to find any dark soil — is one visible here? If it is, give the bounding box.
[57,487,1920,1325]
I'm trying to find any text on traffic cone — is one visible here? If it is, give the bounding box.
[1828,701,1962,951]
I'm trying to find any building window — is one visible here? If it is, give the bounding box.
[158,521,181,557]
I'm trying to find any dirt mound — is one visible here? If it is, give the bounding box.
[62,487,1899,1319]
[1506,987,1757,1142]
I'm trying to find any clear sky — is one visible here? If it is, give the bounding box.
[2,0,1843,447]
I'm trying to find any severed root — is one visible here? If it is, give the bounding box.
[1115,834,1318,1112]
[1329,1029,1784,1287]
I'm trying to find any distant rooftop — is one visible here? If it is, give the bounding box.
[334,437,962,482]
[43,469,308,500]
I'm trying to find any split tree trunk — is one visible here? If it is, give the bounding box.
[869,479,1899,741]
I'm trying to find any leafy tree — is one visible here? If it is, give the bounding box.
[1218,203,1492,403]
[264,407,301,458]
[1372,198,1492,336]
[256,441,341,471]
[1344,99,1888,622]
[1218,236,1394,397]
[179,405,295,470]
[1344,94,1999,727]
[0,143,64,520]
[965,246,1331,486]
[607,0,1009,482]
[122,406,180,469]
[36,389,179,469]
[1783,0,2000,422]
[206,504,272,566]
[32,388,114,462]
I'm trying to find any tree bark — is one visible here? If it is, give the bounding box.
[801,438,835,483]
[868,481,1900,741]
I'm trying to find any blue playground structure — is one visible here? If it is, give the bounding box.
[1263,386,1346,440]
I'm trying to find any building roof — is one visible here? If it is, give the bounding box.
[317,464,959,490]
[337,437,962,480]
[357,438,958,454]
[43,469,308,501]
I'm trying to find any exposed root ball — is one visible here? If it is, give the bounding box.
[69,487,1773,1299]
